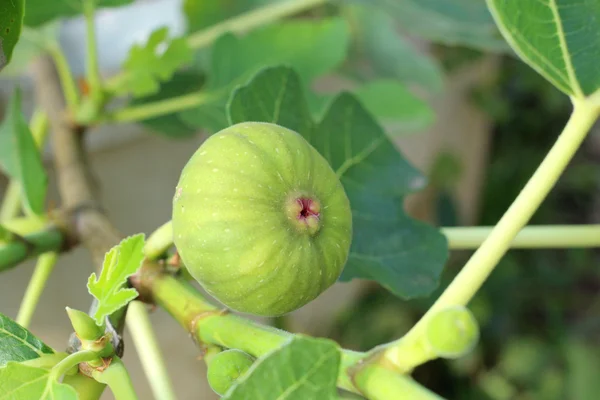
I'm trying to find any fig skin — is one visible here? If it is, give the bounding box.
[172,122,352,316]
[207,349,254,395]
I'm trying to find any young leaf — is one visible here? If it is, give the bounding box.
[179,18,350,133]
[24,0,133,27]
[487,0,600,98]
[223,336,340,399]
[228,66,448,299]
[0,313,54,367]
[0,362,77,399]
[0,88,48,215]
[346,5,444,93]
[117,27,193,97]
[367,0,507,51]
[87,234,145,325]
[0,0,24,71]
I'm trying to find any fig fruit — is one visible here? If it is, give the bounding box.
[172,122,352,316]
[206,349,254,396]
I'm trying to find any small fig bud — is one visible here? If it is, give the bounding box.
[207,349,254,396]
[172,122,352,316]
[425,306,479,359]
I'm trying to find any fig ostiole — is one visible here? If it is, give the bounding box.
[206,349,254,395]
[172,122,352,316]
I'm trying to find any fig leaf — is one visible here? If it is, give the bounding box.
[116,27,193,98]
[0,88,47,216]
[87,234,145,326]
[228,66,448,299]
[0,313,54,367]
[0,362,77,399]
[223,336,339,399]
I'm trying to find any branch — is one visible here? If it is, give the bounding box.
[32,55,121,267]
[0,228,64,272]
[133,261,364,394]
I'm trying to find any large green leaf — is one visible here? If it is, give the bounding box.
[180,18,350,133]
[223,336,339,399]
[354,80,434,133]
[24,0,133,27]
[0,313,54,367]
[228,66,448,299]
[184,0,277,33]
[357,0,507,51]
[0,88,48,215]
[347,5,443,93]
[487,0,600,97]
[0,362,77,399]
[0,0,24,71]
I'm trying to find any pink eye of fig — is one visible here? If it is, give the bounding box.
[172,122,352,317]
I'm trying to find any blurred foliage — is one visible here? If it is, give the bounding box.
[328,54,600,399]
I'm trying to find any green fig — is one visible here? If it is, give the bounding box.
[206,349,254,396]
[172,122,352,316]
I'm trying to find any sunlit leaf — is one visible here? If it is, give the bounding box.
[224,336,339,399]
[0,313,54,367]
[87,234,145,325]
[487,0,600,97]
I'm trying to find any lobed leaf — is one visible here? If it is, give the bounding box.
[228,66,448,299]
[118,27,193,98]
[0,313,54,367]
[0,362,77,399]
[0,88,48,215]
[358,0,508,51]
[0,0,24,71]
[487,0,600,98]
[346,5,444,93]
[87,234,146,326]
[223,336,340,399]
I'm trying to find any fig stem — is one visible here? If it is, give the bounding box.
[144,220,174,261]
[126,301,176,400]
[443,224,600,249]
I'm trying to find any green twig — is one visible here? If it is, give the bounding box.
[0,228,64,272]
[352,364,444,400]
[387,98,599,367]
[186,0,328,49]
[22,28,79,109]
[92,356,139,400]
[82,0,102,102]
[126,301,176,400]
[144,220,173,260]
[48,44,80,110]
[62,373,106,400]
[443,224,600,249]
[137,264,364,393]
[99,91,216,123]
[50,350,99,381]
[16,252,59,328]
